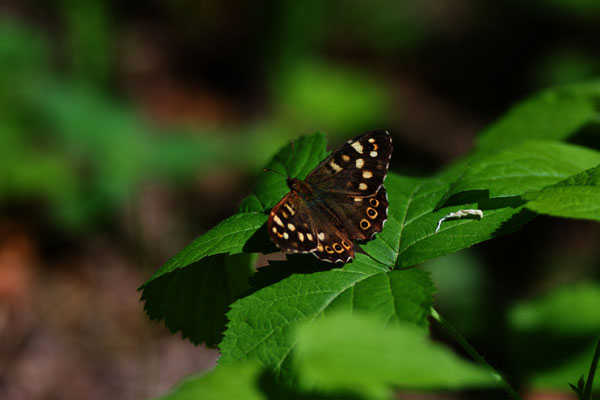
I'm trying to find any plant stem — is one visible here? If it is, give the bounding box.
[583,336,600,400]
[430,307,523,400]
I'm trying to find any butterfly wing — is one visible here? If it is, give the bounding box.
[268,192,319,254]
[304,202,356,263]
[268,192,356,263]
[305,130,392,197]
[322,187,389,241]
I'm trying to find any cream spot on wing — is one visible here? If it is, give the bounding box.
[306,233,313,241]
[272,227,277,233]
[368,138,375,143]
[355,158,364,168]
[273,215,284,226]
[284,203,295,215]
[318,232,325,241]
[370,151,378,158]
[298,232,304,242]
[359,183,368,191]
[363,170,373,179]
[351,141,364,154]
[341,154,350,162]
[354,197,362,202]
[287,223,296,231]
[329,160,342,172]
[283,232,289,239]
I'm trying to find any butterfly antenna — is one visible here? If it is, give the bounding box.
[263,168,286,178]
[291,139,296,167]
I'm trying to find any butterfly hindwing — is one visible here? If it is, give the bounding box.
[320,187,389,241]
[305,130,392,197]
[268,192,319,254]
[306,203,356,263]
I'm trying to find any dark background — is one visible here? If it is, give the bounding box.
[0,1,599,399]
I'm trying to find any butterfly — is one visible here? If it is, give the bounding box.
[267,130,393,263]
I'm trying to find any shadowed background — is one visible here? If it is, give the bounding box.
[0,1,599,399]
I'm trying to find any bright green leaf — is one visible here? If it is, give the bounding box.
[219,255,434,379]
[294,311,494,398]
[477,81,600,153]
[525,164,600,221]
[361,173,533,268]
[152,362,265,400]
[440,141,600,205]
[141,212,267,286]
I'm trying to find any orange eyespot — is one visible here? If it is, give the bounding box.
[367,207,377,219]
[341,240,352,250]
[325,246,334,254]
[333,243,344,253]
[369,198,379,207]
[360,219,371,230]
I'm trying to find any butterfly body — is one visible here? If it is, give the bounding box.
[268,130,392,263]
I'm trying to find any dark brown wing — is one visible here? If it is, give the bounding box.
[305,130,392,197]
[267,192,319,254]
[303,201,356,263]
[322,187,389,241]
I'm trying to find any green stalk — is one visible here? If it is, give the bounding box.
[430,307,523,400]
[583,336,600,400]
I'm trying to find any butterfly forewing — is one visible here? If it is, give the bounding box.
[268,192,319,254]
[305,130,392,197]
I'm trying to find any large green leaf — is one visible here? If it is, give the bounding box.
[141,254,255,347]
[219,254,434,379]
[361,173,533,268]
[152,362,265,400]
[440,141,600,206]
[524,164,600,221]
[476,81,600,153]
[294,311,494,398]
[141,212,268,286]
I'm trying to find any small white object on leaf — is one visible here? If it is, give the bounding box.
[435,209,483,233]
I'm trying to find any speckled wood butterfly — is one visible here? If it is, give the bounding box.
[268,130,393,263]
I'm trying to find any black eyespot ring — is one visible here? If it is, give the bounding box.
[370,198,379,207]
[360,219,370,229]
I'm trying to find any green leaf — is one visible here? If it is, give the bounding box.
[476,81,600,153]
[507,283,600,392]
[141,254,255,347]
[527,341,600,392]
[509,281,600,335]
[152,362,265,400]
[361,173,533,268]
[251,131,329,211]
[140,133,329,346]
[524,164,600,221]
[141,212,267,286]
[294,311,494,398]
[219,254,434,379]
[440,141,600,206]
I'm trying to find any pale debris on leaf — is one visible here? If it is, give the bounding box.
[435,209,483,233]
